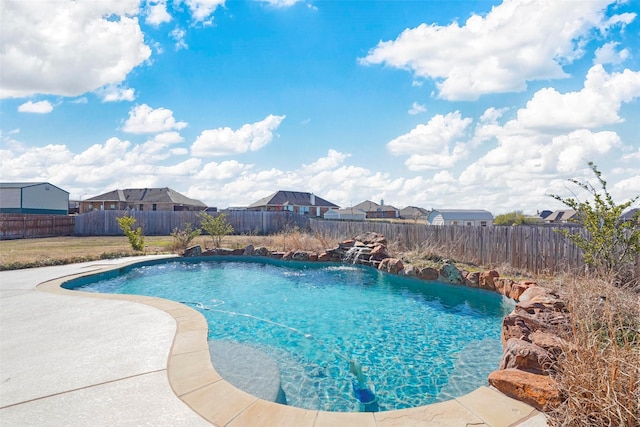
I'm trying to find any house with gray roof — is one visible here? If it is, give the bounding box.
[620,208,639,223]
[399,206,429,221]
[323,207,366,221]
[427,209,494,226]
[80,187,206,213]
[0,182,69,215]
[543,210,579,224]
[353,200,399,219]
[247,190,339,217]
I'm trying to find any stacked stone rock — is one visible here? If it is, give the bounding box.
[489,286,569,411]
[183,232,570,412]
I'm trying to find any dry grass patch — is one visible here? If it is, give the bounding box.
[0,231,343,270]
[547,276,640,426]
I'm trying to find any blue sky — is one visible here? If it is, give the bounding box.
[1,0,639,214]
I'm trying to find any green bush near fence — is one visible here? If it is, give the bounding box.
[116,215,145,251]
[170,222,201,251]
[200,212,234,248]
[549,162,639,287]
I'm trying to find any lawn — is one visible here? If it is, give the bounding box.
[0,232,338,271]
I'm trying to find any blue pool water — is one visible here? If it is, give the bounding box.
[65,257,513,412]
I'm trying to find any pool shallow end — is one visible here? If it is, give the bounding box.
[37,256,541,427]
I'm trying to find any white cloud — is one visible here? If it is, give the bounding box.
[183,0,225,24]
[71,97,89,104]
[259,0,303,7]
[97,84,136,102]
[360,0,630,100]
[515,65,640,130]
[408,102,427,115]
[17,100,54,114]
[191,114,285,157]
[621,148,640,163]
[123,104,188,134]
[479,107,507,124]
[145,0,172,26]
[72,138,132,166]
[539,130,621,173]
[170,27,188,50]
[1,0,151,99]
[594,42,630,65]
[303,149,349,174]
[194,160,251,181]
[157,158,202,176]
[129,132,185,162]
[387,111,472,170]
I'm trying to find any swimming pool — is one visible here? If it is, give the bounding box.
[65,257,513,412]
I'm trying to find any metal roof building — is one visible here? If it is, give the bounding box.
[427,209,494,226]
[0,182,69,215]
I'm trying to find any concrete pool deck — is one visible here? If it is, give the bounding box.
[0,256,548,426]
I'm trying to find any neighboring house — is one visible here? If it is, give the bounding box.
[399,206,429,221]
[538,210,553,220]
[247,190,339,217]
[621,208,639,223]
[0,182,69,215]
[324,207,366,221]
[80,187,206,213]
[353,200,399,219]
[544,210,579,224]
[427,209,494,226]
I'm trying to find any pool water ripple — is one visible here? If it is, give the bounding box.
[66,257,514,412]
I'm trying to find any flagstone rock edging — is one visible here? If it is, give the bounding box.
[183,231,569,412]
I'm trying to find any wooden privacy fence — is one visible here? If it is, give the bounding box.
[73,210,310,236]
[0,214,75,239]
[5,210,635,277]
[310,219,588,276]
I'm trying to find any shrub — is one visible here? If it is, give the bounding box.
[549,162,639,287]
[200,212,234,248]
[494,210,537,226]
[116,215,145,251]
[170,223,201,252]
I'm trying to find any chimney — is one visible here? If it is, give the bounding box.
[310,193,315,205]
[380,199,384,206]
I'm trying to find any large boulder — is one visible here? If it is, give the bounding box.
[317,252,331,261]
[183,245,202,257]
[438,262,465,285]
[479,270,499,290]
[353,232,387,245]
[464,271,480,287]
[495,278,514,297]
[255,246,270,257]
[501,313,546,345]
[418,267,439,281]
[509,281,536,301]
[292,250,310,261]
[400,265,418,277]
[518,285,552,303]
[488,369,561,411]
[499,338,553,374]
[369,244,389,261]
[378,258,404,274]
[529,330,568,359]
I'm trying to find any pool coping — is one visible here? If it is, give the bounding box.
[37,256,542,427]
